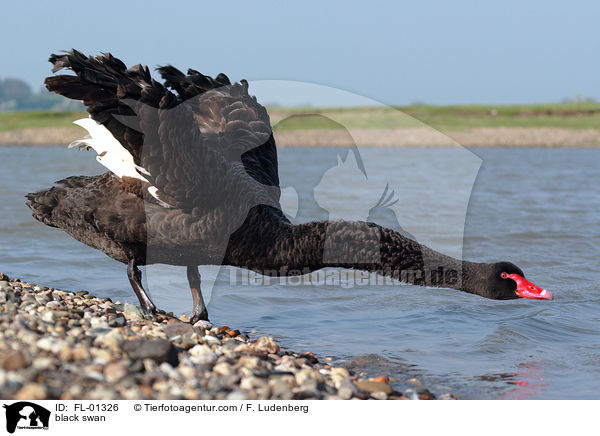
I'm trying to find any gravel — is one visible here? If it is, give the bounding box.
[0,272,455,400]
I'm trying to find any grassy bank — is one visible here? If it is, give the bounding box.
[0,111,86,132]
[270,102,600,131]
[2,104,600,147]
[2,103,600,133]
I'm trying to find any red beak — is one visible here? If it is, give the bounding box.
[506,273,553,300]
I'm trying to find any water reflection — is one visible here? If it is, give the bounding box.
[498,360,548,400]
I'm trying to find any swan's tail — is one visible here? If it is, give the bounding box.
[25,176,94,228]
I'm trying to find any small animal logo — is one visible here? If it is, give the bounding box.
[2,402,50,433]
[314,150,375,221]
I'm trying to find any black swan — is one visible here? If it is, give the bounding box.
[26,50,552,323]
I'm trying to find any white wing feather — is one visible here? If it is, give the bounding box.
[70,117,168,206]
[71,118,148,181]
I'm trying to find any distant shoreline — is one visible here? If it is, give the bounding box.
[2,126,600,147]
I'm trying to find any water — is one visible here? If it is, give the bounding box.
[1,145,599,399]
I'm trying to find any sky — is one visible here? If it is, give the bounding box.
[1,0,599,106]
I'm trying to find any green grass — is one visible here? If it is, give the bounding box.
[3,103,600,133]
[271,103,600,131]
[272,110,422,130]
[397,102,600,130]
[0,111,86,132]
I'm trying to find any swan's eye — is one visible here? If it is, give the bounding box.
[500,272,508,279]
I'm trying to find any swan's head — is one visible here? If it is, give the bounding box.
[485,261,552,300]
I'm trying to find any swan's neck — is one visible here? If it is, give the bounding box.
[224,207,485,292]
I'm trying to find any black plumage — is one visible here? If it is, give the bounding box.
[27,50,535,323]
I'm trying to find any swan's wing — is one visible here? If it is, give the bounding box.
[157,66,279,188]
[44,50,279,214]
[44,50,234,174]
[116,95,243,212]
[45,50,150,165]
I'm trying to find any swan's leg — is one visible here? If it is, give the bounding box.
[187,265,208,323]
[126,259,156,314]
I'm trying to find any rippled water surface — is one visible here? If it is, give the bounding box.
[1,145,599,399]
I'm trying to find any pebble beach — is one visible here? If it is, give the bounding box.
[0,272,454,401]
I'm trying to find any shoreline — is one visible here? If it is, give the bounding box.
[1,126,600,147]
[0,272,451,400]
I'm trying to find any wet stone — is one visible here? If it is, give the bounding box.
[337,378,358,400]
[371,391,388,400]
[123,303,146,320]
[418,390,436,400]
[192,320,212,330]
[404,389,419,400]
[354,380,393,395]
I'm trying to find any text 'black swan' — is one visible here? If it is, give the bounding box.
[26,50,552,324]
